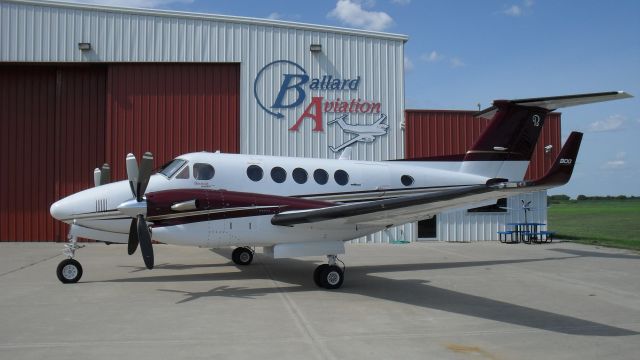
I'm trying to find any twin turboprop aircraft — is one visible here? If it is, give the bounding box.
[50,91,632,289]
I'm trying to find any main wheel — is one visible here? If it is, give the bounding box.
[56,259,83,284]
[320,265,344,289]
[313,264,329,287]
[231,247,253,266]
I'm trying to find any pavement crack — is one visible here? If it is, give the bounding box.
[0,253,62,277]
[261,263,336,360]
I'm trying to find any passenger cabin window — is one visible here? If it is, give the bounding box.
[334,170,349,186]
[193,163,214,180]
[313,169,328,185]
[401,175,414,186]
[247,165,264,182]
[159,159,186,178]
[271,167,287,183]
[292,168,308,184]
[175,166,190,179]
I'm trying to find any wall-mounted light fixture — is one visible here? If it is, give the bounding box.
[78,42,92,51]
[309,44,322,52]
[544,144,553,154]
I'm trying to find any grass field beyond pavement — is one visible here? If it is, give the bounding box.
[547,199,640,251]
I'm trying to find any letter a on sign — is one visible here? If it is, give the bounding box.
[289,97,324,132]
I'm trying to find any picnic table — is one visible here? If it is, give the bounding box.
[499,223,555,243]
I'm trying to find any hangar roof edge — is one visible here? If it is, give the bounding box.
[6,0,409,42]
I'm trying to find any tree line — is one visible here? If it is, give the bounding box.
[548,194,640,203]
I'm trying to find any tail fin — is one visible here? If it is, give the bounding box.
[460,91,631,180]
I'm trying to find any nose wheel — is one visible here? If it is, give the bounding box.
[56,232,83,284]
[56,258,83,283]
[313,255,344,289]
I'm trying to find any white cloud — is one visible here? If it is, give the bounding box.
[588,114,626,132]
[267,12,283,20]
[391,0,411,5]
[603,151,627,169]
[420,50,443,62]
[64,0,193,8]
[404,57,414,71]
[328,0,394,31]
[449,57,466,68]
[503,5,522,16]
[502,0,534,16]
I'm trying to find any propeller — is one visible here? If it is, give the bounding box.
[117,152,154,269]
[93,163,111,187]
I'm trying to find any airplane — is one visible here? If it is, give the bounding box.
[329,113,389,152]
[49,91,632,289]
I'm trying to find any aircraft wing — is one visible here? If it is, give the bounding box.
[272,132,582,228]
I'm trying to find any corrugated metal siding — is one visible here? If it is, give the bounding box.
[405,110,561,241]
[1,0,405,243]
[0,65,106,241]
[105,64,240,180]
[0,0,406,161]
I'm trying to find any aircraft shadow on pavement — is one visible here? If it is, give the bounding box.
[95,250,637,337]
[548,248,640,260]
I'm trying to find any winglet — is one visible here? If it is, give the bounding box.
[531,131,583,187]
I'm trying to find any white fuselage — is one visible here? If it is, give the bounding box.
[51,152,494,248]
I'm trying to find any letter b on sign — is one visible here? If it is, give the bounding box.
[272,74,309,109]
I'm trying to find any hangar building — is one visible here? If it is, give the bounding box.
[0,0,559,242]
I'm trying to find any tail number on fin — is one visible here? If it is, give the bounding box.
[559,158,573,165]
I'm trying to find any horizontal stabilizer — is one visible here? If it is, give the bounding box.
[477,91,632,119]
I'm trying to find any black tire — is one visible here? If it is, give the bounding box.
[231,247,253,265]
[320,265,344,289]
[313,264,329,287]
[56,259,83,284]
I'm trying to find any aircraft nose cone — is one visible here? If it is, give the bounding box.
[50,199,71,221]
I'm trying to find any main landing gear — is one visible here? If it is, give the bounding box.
[56,233,84,284]
[232,247,254,266]
[313,255,344,289]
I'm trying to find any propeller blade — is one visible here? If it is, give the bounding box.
[127,218,139,255]
[137,152,154,202]
[100,163,111,185]
[137,215,154,269]
[93,168,102,187]
[125,153,139,198]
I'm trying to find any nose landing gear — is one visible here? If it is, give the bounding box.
[56,232,84,284]
[313,255,344,289]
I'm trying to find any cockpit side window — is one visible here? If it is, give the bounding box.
[193,163,215,180]
[175,165,190,179]
[159,159,187,178]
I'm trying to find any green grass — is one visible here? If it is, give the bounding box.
[547,199,640,251]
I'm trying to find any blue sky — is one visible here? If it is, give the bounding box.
[73,0,639,197]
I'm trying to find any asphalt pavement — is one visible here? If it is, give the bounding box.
[1,241,639,360]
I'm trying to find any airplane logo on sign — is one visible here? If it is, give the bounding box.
[329,113,389,153]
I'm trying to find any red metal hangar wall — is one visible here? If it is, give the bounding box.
[0,64,240,241]
[404,110,562,179]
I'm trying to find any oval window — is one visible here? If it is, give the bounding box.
[270,167,287,183]
[313,169,329,185]
[334,170,349,186]
[193,163,215,180]
[401,175,414,186]
[246,165,263,182]
[292,168,308,184]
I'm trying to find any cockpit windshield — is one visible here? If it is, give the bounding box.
[158,159,187,178]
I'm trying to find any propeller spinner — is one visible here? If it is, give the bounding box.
[117,152,155,269]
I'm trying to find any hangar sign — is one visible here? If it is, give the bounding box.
[254,60,383,132]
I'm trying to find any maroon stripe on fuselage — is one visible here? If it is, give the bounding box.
[146,189,333,227]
